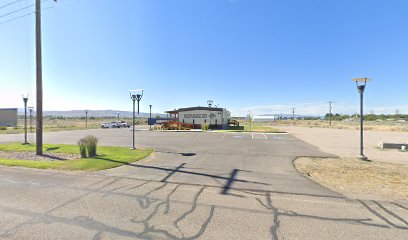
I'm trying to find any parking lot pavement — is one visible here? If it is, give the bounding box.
[278,126,408,164]
[1,166,407,240]
[0,128,335,196]
[1,129,408,239]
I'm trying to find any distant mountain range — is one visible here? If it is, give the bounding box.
[17,109,166,118]
[16,110,321,118]
[251,114,323,118]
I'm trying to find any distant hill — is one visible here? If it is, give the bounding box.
[18,109,166,118]
[251,114,323,119]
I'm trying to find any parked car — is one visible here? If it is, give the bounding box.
[119,121,131,128]
[100,122,121,128]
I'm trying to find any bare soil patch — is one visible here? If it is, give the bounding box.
[294,157,408,202]
[0,151,79,161]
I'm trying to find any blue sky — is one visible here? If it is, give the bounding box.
[1,0,408,116]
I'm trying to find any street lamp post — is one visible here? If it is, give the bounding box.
[129,89,144,150]
[248,110,252,132]
[117,112,120,122]
[85,110,88,128]
[149,104,152,130]
[22,94,29,144]
[353,78,370,160]
[28,107,34,133]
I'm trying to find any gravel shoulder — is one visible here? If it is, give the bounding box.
[295,157,408,202]
[0,150,79,161]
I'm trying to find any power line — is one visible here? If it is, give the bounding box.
[0,0,50,20]
[0,0,28,10]
[0,3,35,19]
[0,3,54,25]
[0,10,32,25]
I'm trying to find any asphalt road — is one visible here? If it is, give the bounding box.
[0,128,407,239]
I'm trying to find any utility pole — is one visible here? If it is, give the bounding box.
[291,108,296,120]
[35,0,43,155]
[328,101,333,126]
[34,0,56,155]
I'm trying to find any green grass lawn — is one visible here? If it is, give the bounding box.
[0,143,153,171]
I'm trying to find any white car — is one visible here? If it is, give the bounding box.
[119,121,131,128]
[100,122,120,128]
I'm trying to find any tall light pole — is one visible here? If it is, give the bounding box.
[353,78,370,160]
[129,89,144,150]
[22,94,29,145]
[28,107,34,133]
[149,104,152,130]
[85,110,88,128]
[328,101,333,126]
[291,108,296,120]
[117,112,120,122]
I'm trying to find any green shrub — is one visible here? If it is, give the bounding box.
[84,135,98,157]
[0,126,6,130]
[77,139,87,158]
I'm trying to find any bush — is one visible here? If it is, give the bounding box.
[85,135,98,157]
[0,126,7,130]
[77,139,87,158]
[77,135,98,158]
[201,124,209,131]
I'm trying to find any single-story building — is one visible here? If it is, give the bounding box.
[0,108,18,127]
[166,106,231,129]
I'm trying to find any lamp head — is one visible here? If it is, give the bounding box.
[129,89,144,101]
[353,78,370,94]
[22,93,29,102]
[353,77,370,85]
[207,100,213,107]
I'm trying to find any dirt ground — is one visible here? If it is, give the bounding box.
[295,157,408,202]
[275,119,408,132]
[281,125,408,201]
